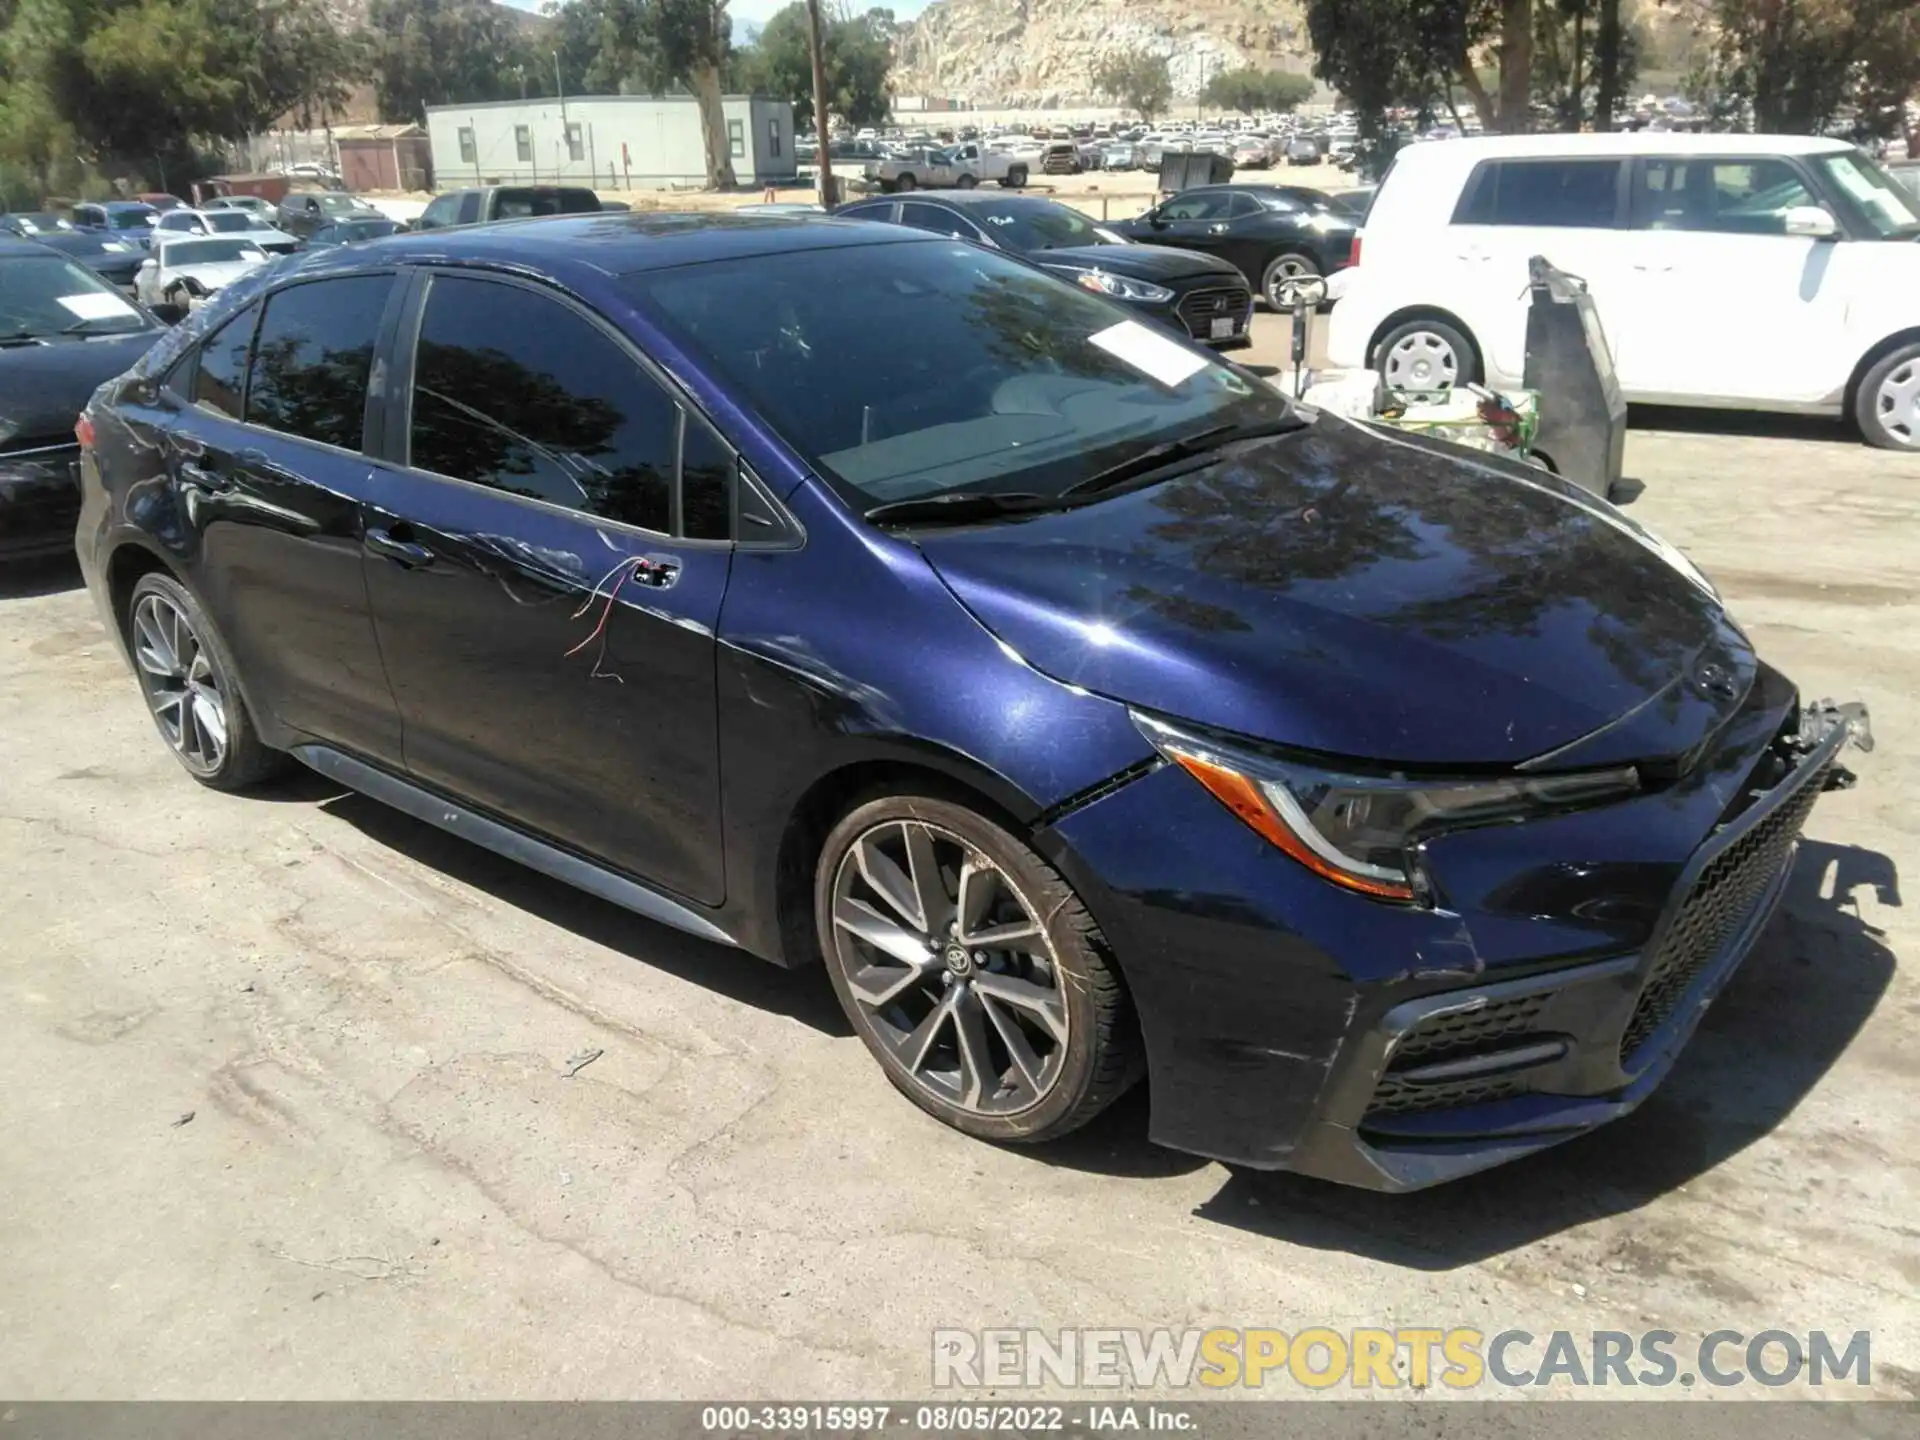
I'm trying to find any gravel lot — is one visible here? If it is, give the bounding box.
[2,328,1915,1400]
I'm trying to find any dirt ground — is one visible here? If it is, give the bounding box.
[1,326,1916,1400]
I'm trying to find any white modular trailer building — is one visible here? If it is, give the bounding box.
[425,95,798,190]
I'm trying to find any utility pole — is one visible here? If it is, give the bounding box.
[555,51,569,176]
[806,0,836,207]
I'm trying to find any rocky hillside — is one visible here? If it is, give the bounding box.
[890,0,1313,108]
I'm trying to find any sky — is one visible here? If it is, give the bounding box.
[495,0,934,41]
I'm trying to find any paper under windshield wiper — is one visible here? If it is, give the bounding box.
[1059,416,1309,501]
[864,490,1061,526]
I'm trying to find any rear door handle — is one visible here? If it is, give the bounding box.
[365,526,436,568]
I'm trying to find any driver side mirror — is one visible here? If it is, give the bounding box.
[1782,205,1837,239]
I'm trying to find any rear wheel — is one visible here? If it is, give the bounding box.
[1003,165,1028,189]
[125,573,288,790]
[1374,316,1479,390]
[1260,251,1321,310]
[816,795,1140,1144]
[956,172,978,190]
[1856,342,1920,450]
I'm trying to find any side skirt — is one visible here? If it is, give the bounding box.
[290,744,738,949]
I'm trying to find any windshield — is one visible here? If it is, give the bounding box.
[163,238,267,266]
[626,239,1279,511]
[0,254,153,338]
[314,194,367,215]
[1816,151,1920,238]
[203,211,258,233]
[965,199,1108,252]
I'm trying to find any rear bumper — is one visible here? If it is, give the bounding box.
[1042,688,1871,1191]
[0,444,83,561]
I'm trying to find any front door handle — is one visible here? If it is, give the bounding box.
[365,526,436,569]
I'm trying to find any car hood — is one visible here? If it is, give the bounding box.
[0,329,162,447]
[1034,243,1243,282]
[163,260,265,286]
[913,417,1751,768]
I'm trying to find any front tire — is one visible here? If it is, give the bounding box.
[816,795,1140,1144]
[1374,316,1480,390]
[125,573,287,790]
[1856,342,1920,450]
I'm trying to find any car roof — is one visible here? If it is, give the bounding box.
[283,211,928,281]
[1405,131,1854,161]
[868,191,1064,209]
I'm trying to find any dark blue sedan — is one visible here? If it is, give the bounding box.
[71,213,1870,1188]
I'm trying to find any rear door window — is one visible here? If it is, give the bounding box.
[899,202,975,238]
[244,275,394,452]
[1454,159,1624,228]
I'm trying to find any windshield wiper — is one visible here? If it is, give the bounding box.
[864,490,1062,527]
[1059,416,1310,501]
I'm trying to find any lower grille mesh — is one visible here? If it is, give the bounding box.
[1618,761,1828,1061]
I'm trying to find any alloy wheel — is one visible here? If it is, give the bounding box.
[830,820,1069,1115]
[1382,329,1460,390]
[1875,357,1919,446]
[1264,255,1315,308]
[131,592,229,776]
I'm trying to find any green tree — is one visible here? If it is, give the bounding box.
[1676,0,1920,138]
[1091,49,1173,125]
[1201,67,1315,115]
[0,0,367,186]
[732,3,893,130]
[595,0,734,187]
[368,0,529,124]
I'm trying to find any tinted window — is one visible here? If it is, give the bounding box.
[194,304,258,419]
[1455,159,1622,228]
[1159,192,1232,221]
[418,195,459,229]
[964,198,1103,251]
[409,276,675,533]
[245,276,392,451]
[681,418,732,541]
[1223,193,1262,219]
[899,202,969,237]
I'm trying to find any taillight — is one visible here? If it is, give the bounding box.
[1348,232,1363,267]
[75,413,96,449]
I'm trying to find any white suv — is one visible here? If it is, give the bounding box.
[1327,133,1920,448]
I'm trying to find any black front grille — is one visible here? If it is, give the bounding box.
[1618,760,1829,1061]
[1368,1072,1529,1117]
[1175,285,1251,339]
[1363,992,1551,1118]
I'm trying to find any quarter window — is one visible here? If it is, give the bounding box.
[408,276,676,534]
[244,276,393,451]
[192,304,259,420]
[1454,159,1623,228]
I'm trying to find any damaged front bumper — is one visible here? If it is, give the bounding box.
[1286,698,1874,1192]
[1040,691,1873,1191]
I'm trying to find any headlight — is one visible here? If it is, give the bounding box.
[1056,268,1174,304]
[1133,712,1640,904]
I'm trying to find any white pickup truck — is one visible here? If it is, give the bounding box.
[866,143,1029,193]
